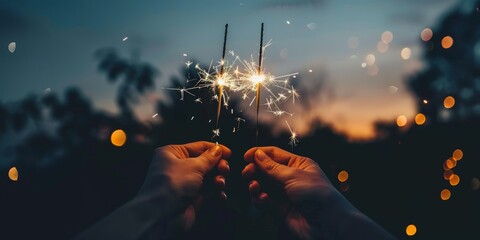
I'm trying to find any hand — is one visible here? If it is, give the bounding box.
[137,141,231,233]
[242,147,395,240]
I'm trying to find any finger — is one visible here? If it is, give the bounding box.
[214,175,226,189]
[252,192,269,205]
[216,159,230,176]
[244,146,294,165]
[249,180,261,196]
[183,141,232,158]
[241,163,256,180]
[254,149,293,183]
[191,145,223,174]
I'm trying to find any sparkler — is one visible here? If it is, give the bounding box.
[255,23,264,146]
[234,23,299,146]
[214,24,229,138]
[163,23,300,146]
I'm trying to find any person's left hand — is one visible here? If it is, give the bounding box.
[137,141,231,233]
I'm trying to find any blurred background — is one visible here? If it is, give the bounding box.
[1,0,479,239]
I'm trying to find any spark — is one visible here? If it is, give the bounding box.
[229,50,235,56]
[235,53,299,112]
[8,42,16,53]
[286,20,291,24]
[285,120,299,149]
[307,22,316,30]
[212,128,220,138]
[269,110,293,117]
[191,116,195,120]
[194,98,203,103]
[183,53,188,57]
[233,117,246,133]
[122,37,128,41]
[185,60,193,68]
[162,86,197,101]
[152,113,158,118]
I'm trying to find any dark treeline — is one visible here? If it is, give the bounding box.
[1,2,480,239]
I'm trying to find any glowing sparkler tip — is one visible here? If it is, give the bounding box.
[217,77,226,86]
[250,74,265,84]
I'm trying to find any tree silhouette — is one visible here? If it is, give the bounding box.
[95,47,158,120]
[406,0,480,124]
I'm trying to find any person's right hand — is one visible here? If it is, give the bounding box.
[242,147,395,240]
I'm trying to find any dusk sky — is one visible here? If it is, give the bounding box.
[0,0,463,141]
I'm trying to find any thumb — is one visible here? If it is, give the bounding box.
[193,145,223,175]
[255,149,292,183]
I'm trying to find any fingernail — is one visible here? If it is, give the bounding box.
[255,149,267,161]
[219,177,225,186]
[209,146,222,157]
[220,192,228,200]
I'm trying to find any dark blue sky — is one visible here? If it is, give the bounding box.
[0,0,462,140]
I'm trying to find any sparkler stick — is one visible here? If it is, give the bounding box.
[255,23,264,146]
[215,24,229,133]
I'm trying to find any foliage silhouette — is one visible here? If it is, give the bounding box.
[1,3,480,239]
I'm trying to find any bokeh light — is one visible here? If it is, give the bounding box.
[420,28,433,41]
[396,115,407,127]
[445,159,456,169]
[111,129,127,147]
[415,113,426,125]
[401,47,412,60]
[443,170,453,180]
[406,224,417,236]
[443,96,455,109]
[441,36,454,49]
[449,174,460,186]
[367,65,379,76]
[8,167,18,181]
[365,54,376,66]
[381,31,393,44]
[377,41,389,53]
[472,178,480,191]
[338,170,349,182]
[339,182,349,192]
[440,189,451,200]
[452,149,463,161]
